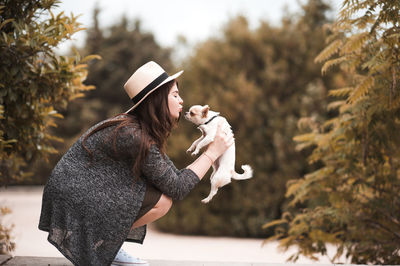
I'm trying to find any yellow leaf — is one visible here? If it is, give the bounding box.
[81,54,102,63]
[309,230,341,243]
[69,93,85,100]
[262,219,288,229]
[293,133,316,143]
[339,103,352,113]
[322,117,339,129]
[368,60,391,75]
[285,180,303,198]
[327,100,346,111]
[340,32,369,55]
[321,56,347,75]
[0,18,13,30]
[262,235,281,246]
[49,112,64,119]
[56,11,65,20]
[44,25,56,34]
[61,22,73,35]
[348,76,374,104]
[75,27,86,33]
[328,87,353,98]
[83,85,96,91]
[315,39,343,63]
[295,141,316,151]
[74,64,88,70]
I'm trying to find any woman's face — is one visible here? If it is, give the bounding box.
[168,82,183,119]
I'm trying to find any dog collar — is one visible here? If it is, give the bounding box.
[204,115,219,125]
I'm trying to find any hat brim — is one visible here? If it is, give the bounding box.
[125,70,183,114]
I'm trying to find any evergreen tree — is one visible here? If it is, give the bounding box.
[82,10,174,121]
[264,0,400,264]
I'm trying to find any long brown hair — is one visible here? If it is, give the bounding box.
[82,80,178,176]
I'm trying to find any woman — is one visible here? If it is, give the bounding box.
[38,61,233,266]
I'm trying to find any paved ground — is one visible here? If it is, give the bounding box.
[1,254,360,266]
[0,255,369,266]
[0,186,346,265]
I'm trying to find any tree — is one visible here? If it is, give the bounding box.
[156,0,340,238]
[264,0,400,264]
[61,8,174,135]
[0,0,97,253]
[0,0,97,184]
[82,9,174,121]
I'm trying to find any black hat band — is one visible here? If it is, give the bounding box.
[131,72,169,104]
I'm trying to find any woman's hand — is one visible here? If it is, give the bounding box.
[204,122,234,162]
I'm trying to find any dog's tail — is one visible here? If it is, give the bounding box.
[231,165,253,180]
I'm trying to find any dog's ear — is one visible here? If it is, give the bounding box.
[202,105,209,118]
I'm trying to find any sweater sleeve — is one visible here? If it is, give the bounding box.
[141,145,200,201]
[164,154,180,175]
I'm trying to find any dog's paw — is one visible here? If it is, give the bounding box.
[201,198,210,204]
[191,149,200,156]
[186,148,193,154]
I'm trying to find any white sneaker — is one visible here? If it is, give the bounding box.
[112,248,149,266]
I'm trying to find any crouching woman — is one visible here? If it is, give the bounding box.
[38,61,233,266]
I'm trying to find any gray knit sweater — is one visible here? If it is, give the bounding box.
[38,116,200,266]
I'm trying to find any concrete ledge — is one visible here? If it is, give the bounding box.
[0,256,374,266]
[0,257,269,266]
[0,255,11,265]
[145,261,286,266]
[0,256,72,266]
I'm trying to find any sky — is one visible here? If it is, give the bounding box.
[54,0,343,54]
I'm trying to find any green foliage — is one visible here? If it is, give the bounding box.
[156,0,341,238]
[264,0,400,264]
[0,0,96,185]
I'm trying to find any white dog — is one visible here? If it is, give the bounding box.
[185,105,253,203]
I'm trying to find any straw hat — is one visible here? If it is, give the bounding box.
[124,61,183,113]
